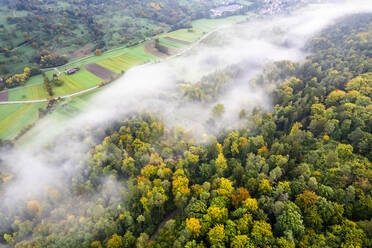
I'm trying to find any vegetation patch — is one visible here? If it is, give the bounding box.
[97,53,144,74]
[164,36,192,45]
[0,102,46,140]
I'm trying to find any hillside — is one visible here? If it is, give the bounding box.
[0,11,371,248]
[0,0,254,76]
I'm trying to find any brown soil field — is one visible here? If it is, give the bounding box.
[0,90,8,102]
[85,63,116,80]
[144,42,169,58]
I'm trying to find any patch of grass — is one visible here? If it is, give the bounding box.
[8,87,28,101]
[67,69,103,88]
[0,104,23,120]
[53,74,85,96]
[7,84,47,101]
[166,29,202,43]
[158,38,186,49]
[26,74,44,86]
[0,102,46,140]
[26,84,49,100]
[97,53,144,73]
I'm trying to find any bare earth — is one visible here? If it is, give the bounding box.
[85,63,116,80]
[0,90,8,102]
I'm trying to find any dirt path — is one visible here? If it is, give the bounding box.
[150,208,182,241]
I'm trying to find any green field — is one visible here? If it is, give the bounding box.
[8,84,48,101]
[97,53,144,74]
[164,15,251,43]
[54,69,102,96]
[158,38,187,49]
[0,102,46,140]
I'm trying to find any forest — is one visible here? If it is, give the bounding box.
[0,10,371,248]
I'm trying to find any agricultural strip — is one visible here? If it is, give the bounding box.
[97,53,145,74]
[0,91,8,102]
[85,63,117,80]
[0,102,46,140]
[164,37,192,45]
[144,42,168,58]
[7,84,48,101]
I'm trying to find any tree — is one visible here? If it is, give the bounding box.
[295,191,318,210]
[43,75,53,96]
[172,169,190,209]
[26,200,42,217]
[275,202,305,238]
[207,205,228,224]
[215,153,227,176]
[136,233,149,248]
[212,104,225,118]
[186,218,202,237]
[251,220,273,246]
[230,235,254,248]
[107,234,123,248]
[208,224,225,245]
[243,198,258,213]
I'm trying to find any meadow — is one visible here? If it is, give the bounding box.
[0,102,46,140]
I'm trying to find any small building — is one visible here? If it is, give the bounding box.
[66,68,80,75]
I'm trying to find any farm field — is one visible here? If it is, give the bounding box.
[164,15,252,43]
[86,64,117,80]
[0,102,46,140]
[97,53,145,74]
[7,84,48,101]
[53,69,102,97]
[158,38,187,49]
[18,88,102,144]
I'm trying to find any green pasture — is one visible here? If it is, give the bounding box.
[54,70,101,96]
[0,102,46,140]
[97,53,144,73]
[7,83,47,101]
[158,38,186,49]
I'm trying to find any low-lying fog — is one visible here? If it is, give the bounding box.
[0,0,371,217]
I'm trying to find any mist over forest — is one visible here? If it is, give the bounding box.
[0,0,371,247]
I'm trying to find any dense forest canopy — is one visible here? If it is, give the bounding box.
[0,11,371,248]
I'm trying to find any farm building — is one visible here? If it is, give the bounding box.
[66,68,80,75]
[210,4,243,17]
